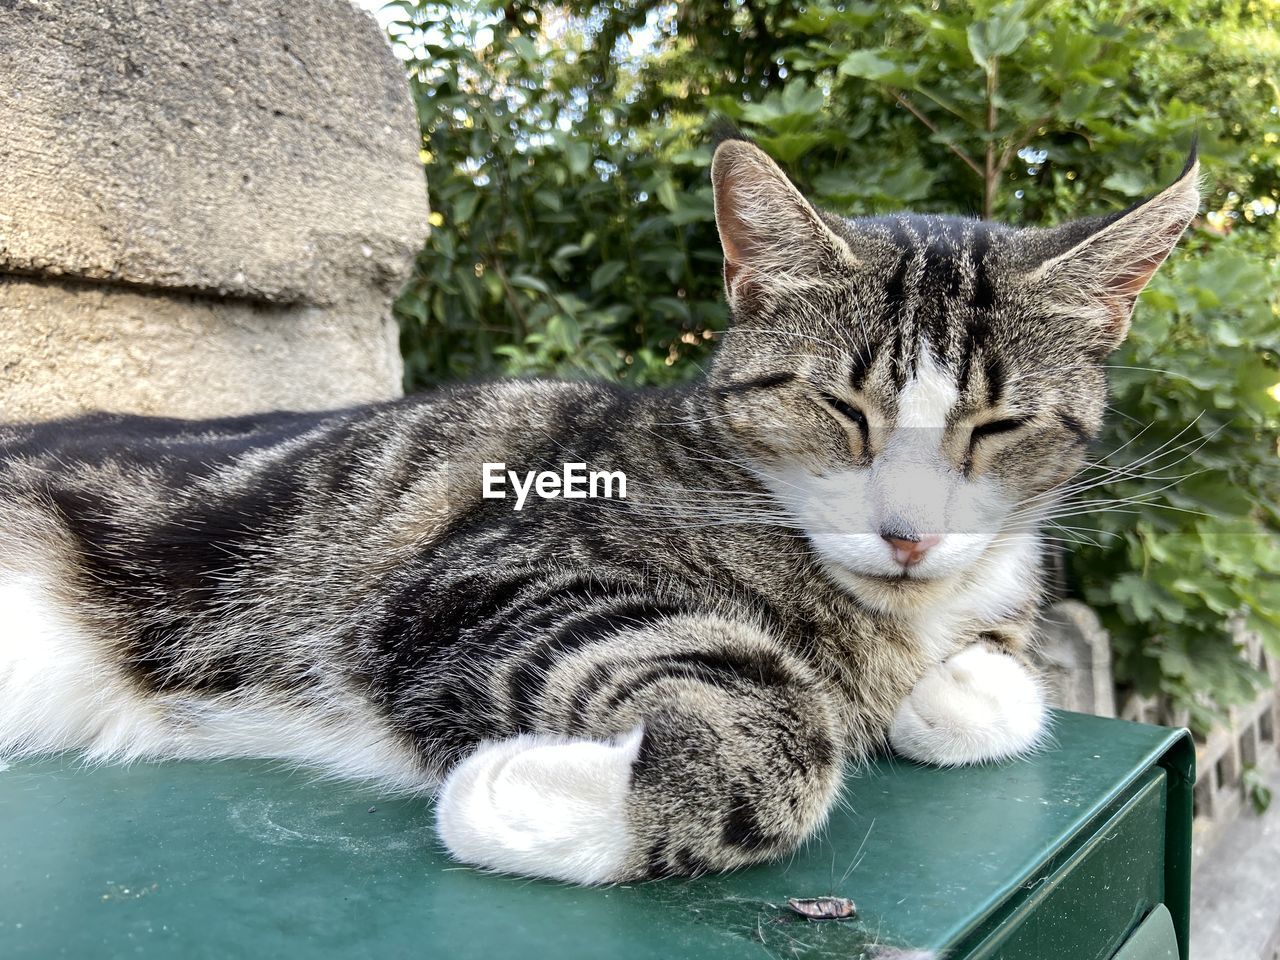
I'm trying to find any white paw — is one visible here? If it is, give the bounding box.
[888,646,1046,766]
[435,728,642,884]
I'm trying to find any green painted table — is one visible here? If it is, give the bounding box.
[0,711,1193,960]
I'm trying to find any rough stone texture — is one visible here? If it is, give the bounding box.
[0,0,426,419]
[1033,600,1117,717]
[0,277,402,420]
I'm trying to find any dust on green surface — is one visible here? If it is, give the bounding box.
[0,712,1185,960]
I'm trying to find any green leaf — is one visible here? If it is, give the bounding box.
[590,260,627,294]
[1168,576,1238,615]
[1101,169,1151,197]
[1176,476,1254,518]
[655,179,679,212]
[740,80,826,133]
[532,189,562,212]
[781,78,826,115]
[508,273,551,295]
[1243,765,1274,814]
[967,14,1029,71]
[1112,574,1184,623]
[509,35,537,65]
[838,49,916,86]
[565,141,592,177]
[1059,86,1098,121]
[650,296,692,322]
[756,133,826,165]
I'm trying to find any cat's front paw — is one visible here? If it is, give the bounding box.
[435,729,642,884]
[888,645,1046,766]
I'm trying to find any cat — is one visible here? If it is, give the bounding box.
[0,137,1198,885]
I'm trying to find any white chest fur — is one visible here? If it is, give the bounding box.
[901,532,1041,664]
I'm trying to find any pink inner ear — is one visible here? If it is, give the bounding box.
[1108,238,1179,298]
[714,162,773,302]
[723,258,742,289]
[1097,296,1136,338]
[1097,238,1181,333]
[711,140,859,299]
[713,163,761,267]
[1093,263,1151,335]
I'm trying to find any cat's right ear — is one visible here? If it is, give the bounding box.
[711,139,857,311]
[1027,148,1201,350]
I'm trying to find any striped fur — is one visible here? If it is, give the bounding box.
[0,140,1198,884]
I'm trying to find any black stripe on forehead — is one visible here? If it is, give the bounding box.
[958,310,990,397]
[883,254,911,390]
[970,228,995,310]
[956,335,975,398]
[984,354,1005,407]
[955,225,997,399]
[926,219,967,291]
[921,229,958,357]
[849,348,873,392]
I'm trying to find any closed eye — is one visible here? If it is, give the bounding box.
[970,417,1030,443]
[819,393,868,430]
[716,372,797,395]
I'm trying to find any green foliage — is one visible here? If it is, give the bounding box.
[1070,232,1280,731]
[386,0,726,387]
[384,0,1280,727]
[1243,764,1274,814]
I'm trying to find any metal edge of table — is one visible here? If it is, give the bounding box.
[1153,729,1196,960]
[926,715,1196,956]
[950,766,1167,959]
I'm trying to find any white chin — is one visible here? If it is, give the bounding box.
[808,534,941,584]
[849,564,940,585]
[820,557,947,595]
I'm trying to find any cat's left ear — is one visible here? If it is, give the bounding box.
[711,138,858,312]
[1030,147,1201,349]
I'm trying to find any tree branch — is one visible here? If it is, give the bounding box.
[487,248,531,337]
[886,88,983,178]
[983,59,998,220]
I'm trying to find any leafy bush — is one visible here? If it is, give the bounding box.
[1075,232,1280,730]
[382,0,1280,729]
[385,0,726,387]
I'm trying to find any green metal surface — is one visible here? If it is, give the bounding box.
[957,768,1166,959]
[1112,905,1180,960]
[1153,732,1197,960]
[0,711,1192,960]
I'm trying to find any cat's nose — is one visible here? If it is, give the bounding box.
[880,530,941,567]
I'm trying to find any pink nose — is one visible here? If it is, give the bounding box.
[881,532,941,568]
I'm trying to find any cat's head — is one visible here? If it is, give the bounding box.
[705,137,1199,610]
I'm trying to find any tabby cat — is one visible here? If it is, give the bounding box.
[0,138,1198,884]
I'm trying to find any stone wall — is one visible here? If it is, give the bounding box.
[1034,600,1117,718]
[0,0,427,420]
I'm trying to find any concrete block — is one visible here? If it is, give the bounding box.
[1035,600,1118,717]
[0,0,427,418]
